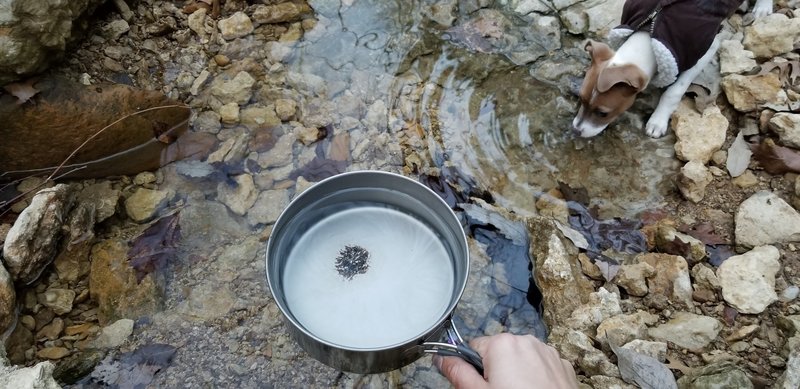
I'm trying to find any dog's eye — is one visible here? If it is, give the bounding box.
[595,110,609,118]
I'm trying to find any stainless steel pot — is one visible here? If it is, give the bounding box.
[266,171,483,374]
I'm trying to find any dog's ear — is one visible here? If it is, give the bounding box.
[596,64,647,93]
[584,40,614,63]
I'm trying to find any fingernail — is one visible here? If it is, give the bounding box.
[432,355,443,371]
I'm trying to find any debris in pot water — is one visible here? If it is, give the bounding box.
[335,245,370,280]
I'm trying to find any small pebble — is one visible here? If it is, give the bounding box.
[781,285,800,302]
[214,54,231,67]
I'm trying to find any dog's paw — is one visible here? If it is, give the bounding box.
[645,116,669,138]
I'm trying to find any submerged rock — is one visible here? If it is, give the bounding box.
[717,245,780,314]
[735,191,800,248]
[91,319,134,349]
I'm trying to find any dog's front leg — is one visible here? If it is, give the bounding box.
[645,38,720,138]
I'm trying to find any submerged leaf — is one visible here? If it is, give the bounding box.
[128,213,182,283]
[610,342,678,389]
[751,138,800,174]
[558,181,589,207]
[3,78,40,104]
[86,343,177,388]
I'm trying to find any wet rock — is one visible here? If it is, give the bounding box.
[35,318,63,340]
[193,110,221,134]
[769,113,800,149]
[257,133,295,168]
[425,0,456,27]
[89,239,163,325]
[637,253,693,308]
[219,102,240,124]
[671,100,728,163]
[178,281,236,321]
[217,174,258,216]
[180,200,248,248]
[0,265,15,335]
[91,319,134,349]
[209,71,256,106]
[676,361,753,389]
[743,13,800,58]
[775,346,800,389]
[247,190,290,227]
[218,11,253,40]
[4,324,33,364]
[735,191,800,248]
[124,188,173,223]
[52,348,105,385]
[275,99,297,122]
[569,287,623,333]
[252,3,313,24]
[77,181,120,223]
[622,339,668,362]
[719,39,757,76]
[0,0,104,83]
[3,184,72,284]
[596,311,659,347]
[649,312,721,351]
[721,73,784,112]
[241,105,281,130]
[717,245,780,314]
[54,198,101,283]
[615,262,655,296]
[528,217,595,329]
[0,356,60,388]
[549,327,620,377]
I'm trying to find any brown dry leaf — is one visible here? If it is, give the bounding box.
[665,359,693,375]
[3,78,40,104]
[686,84,714,112]
[759,59,800,86]
[751,138,800,174]
[0,76,190,181]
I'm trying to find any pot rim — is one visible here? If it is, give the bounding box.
[266,170,470,352]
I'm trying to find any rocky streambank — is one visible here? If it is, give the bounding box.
[1,0,799,388]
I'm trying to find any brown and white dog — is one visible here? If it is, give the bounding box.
[572,0,773,138]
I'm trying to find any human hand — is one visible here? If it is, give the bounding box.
[433,333,578,389]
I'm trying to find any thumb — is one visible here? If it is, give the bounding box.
[434,355,487,389]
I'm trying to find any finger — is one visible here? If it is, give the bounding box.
[434,355,487,389]
[467,335,493,355]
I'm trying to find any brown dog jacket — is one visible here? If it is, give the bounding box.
[608,0,743,87]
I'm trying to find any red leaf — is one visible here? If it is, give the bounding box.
[751,139,800,174]
[128,213,182,283]
[677,222,728,245]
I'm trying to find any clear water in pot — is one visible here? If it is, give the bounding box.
[282,205,455,349]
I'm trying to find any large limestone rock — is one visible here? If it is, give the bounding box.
[671,100,728,163]
[769,113,800,149]
[649,312,721,351]
[719,39,757,76]
[677,160,713,203]
[0,0,105,83]
[735,191,800,248]
[743,13,800,58]
[0,265,15,334]
[721,73,785,112]
[2,184,73,284]
[717,245,780,314]
[528,217,594,329]
[676,361,754,389]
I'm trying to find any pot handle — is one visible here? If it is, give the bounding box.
[422,322,484,376]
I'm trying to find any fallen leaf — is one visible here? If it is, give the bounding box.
[677,222,727,245]
[759,59,800,86]
[723,306,738,326]
[3,78,40,104]
[558,182,589,207]
[707,244,736,267]
[751,138,800,174]
[85,343,177,388]
[665,358,694,375]
[567,201,647,254]
[660,236,692,259]
[726,131,751,178]
[610,341,678,389]
[128,213,182,283]
[591,252,620,282]
[686,84,714,112]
